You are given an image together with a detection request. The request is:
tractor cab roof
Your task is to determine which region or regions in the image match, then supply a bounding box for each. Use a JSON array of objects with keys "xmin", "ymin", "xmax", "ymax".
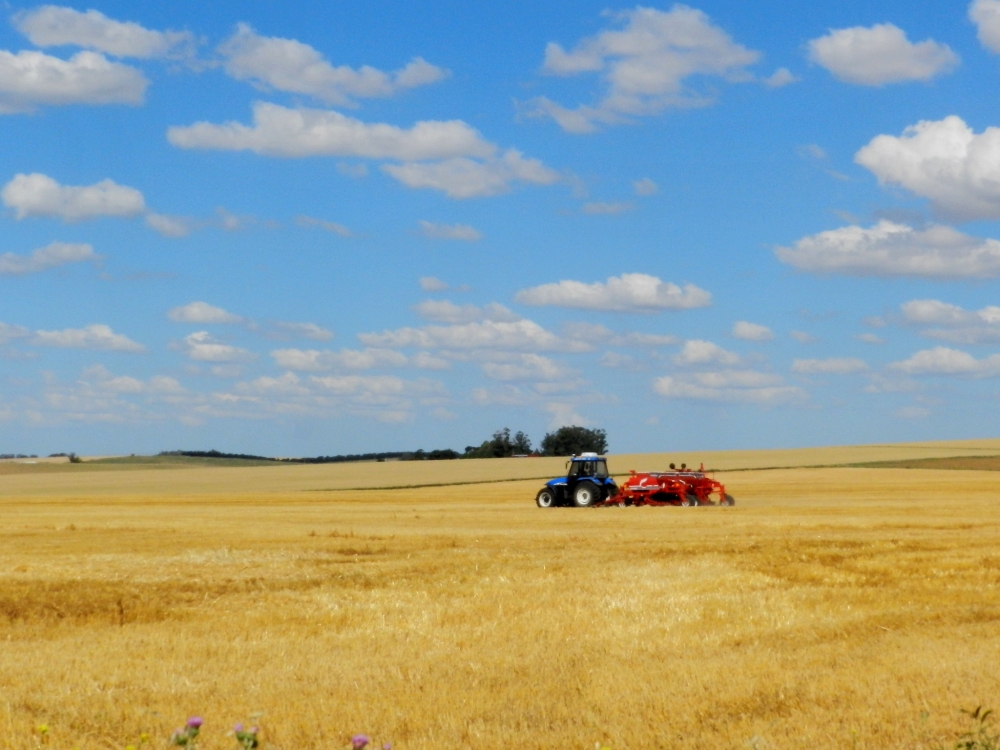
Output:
[{"xmin": 570, "ymin": 452, "xmax": 605, "ymax": 462}]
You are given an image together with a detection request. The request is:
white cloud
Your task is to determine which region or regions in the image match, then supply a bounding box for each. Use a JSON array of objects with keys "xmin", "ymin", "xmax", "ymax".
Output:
[
  {"xmin": 80, "ymin": 365, "xmax": 185, "ymax": 395},
  {"xmin": 889, "ymin": 346, "xmax": 1000, "ymax": 377},
  {"xmin": 855, "ymin": 116, "xmax": 1000, "ymax": 221},
  {"xmin": 32, "ymin": 324, "xmax": 145, "ymax": 352},
  {"xmin": 175, "ymin": 331, "xmax": 255, "ymax": 363},
  {"xmin": 807, "ymin": 24, "xmax": 958, "ymax": 86},
  {"xmin": 144, "ymin": 212, "xmax": 191, "ymax": 237},
  {"xmin": 732, "ymin": 321, "xmax": 773, "ymax": 341},
  {"xmin": 382, "ymin": 149, "xmax": 559, "ymax": 198},
  {"xmin": 295, "ymin": 215, "xmax": 353, "ymax": 237},
  {"xmin": 896, "ymin": 405, "xmax": 931, "ymax": 419},
  {"xmin": 775, "ymin": 221, "xmax": 1000, "ymax": 279},
  {"xmin": 673, "ymin": 340, "xmax": 740, "ymax": 366},
  {"xmin": 481, "ymin": 353, "xmax": 567, "ymax": 382},
  {"xmin": 600, "ymin": 351, "xmax": 644, "ymax": 370},
  {"xmin": 167, "ymin": 301, "xmax": 243, "ymax": 324},
  {"xmin": 791, "ymin": 357, "xmax": 868, "ymax": 374},
  {"xmin": 532, "ymin": 6, "xmax": 759, "ymax": 133},
  {"xmin": 790, "ymin": 330, "xmax": 819, "ymax": 344},
  {"xmin": 857, "ymin": 333, "xmax": 885, "ymax": 345},
  {"xmin": 268, "ymin": 321, "xmax": 334, "ymax": 342},
  {"xmin": 219, "ymin": 24, "xmax": 446, "ymax": 106},
  {"xmin": 0, "ymin": 242, "xmax": 97, "ymax": 275},
  {"xmin": 561, "ymin": 322, "xmax": 677, "ymax": 348},
  {"xmin": 418, "ymin": 220, "xmax": 482, "ymax": 241},
  {"xmin": 14, "ymin": 6, "xmax": 194, "ymax": 59},
  {"xmin": 2, "ymin": 173, "xmax": 145, "ymax": 221},
  {"xmin": 970, "ymin": 0, "xmax": 1000, "ymax": 53},
  {"xmin": 0, "ymin": 50, "xmax": 146, "ymax": 113},
  {"xmin": 168, "ymin": 101, "xmax": 494, "ymax": 161},
  {"xmin": 764, "ymin": 67, "xmax": 798, "ymax": 87},
  {"xmin": 271, "ymin": 347, "xmax": 408, "ymax": 371},
  {"xmin": 412, "ymin": 300, "xmax": 518, "ymax": 325},
  {"xmin": 654, "ymin": 370, "xmax": 804, "ymax": 404},
  {"xmin": 901, "ymin": 299, "xmax": 1000, "ymax": 344},
  {"xmin": 582, "ymin": 201, "xmax": 633, "ymax": 215},
  {"xmin": 0, "ymin": 322, "xmax": 30, "ymax": 344},
  {"xmin": 419, "ymin": 276, "xmax": 450, "ymax": 292},
  {"xmin": 633, "ymin": 178, "xmax": 658, "ymax": 196},
  {"xmin": 515, "ymin": 273, "xmax": 711, "ymax": 313},
  {"xmin": 359, "ymin": 318, "xmax": 588, "ymax": 352}
]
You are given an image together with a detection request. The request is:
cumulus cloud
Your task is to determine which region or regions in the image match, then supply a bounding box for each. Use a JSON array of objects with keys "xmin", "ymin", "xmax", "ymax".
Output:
[
  {"xmin": 633, "ymin": 178, "xmax": 658, "ymax": 196},
  {"xmin": 32, "ymin": 324, "xmax": 145, "ymax": 352},
  {"xmin": 775, "ymin": 221, "xmax": 1000, "ymax": 279},
  {"xmin": 970, "ymin": 0, "xmax": 1000, "ymax": 53},
  {"xmin": 268, "ymin": 321, "xmax": 334, "ymax": 342},
  {"xmin": 359, "ymin": 318, "xmax": 588, "ymax": 352},
  {"xmin": 295, "ymin": 215, "xmax": 353, "ymax": 237},
  {"xmin": 382, "ymin": 149, "xmax": 559, "ymax": 198},
  {"xmin": 0, "ymin": 322, "xmax": 30, "ymax": 344},
  {"xmin": 419, "ymin": 276, "xmax": 450, "ymax": 292},
  {"xmin": 14, "ymin": 6, "xmax": 194, "ymax": 59},
  {"xmin": 654, "ymin": 370, "xmax": 804, "ymax": 404},
  {"xmin": 807, "ymin": 24, "xmax": 958, "ymax": 85},
  {"xmin": 791, "ymin": 357, "xmax": 868, "ymax": 374},
  {"xmin": 582, "ymin": 201, "xmax": 633, "ymax": 215},
  {"xmin": 732, "ymin": 321, "xmax": 773, "ymax": 341},
  {"xmin": 855, "ymin": 116, "xmax": 1000, "ymax": 221},
  {"xmin": 790, "ymin": 330, "xmax": 819, "ymax": 344},
  {"xmin": 219, "ymin": 24, "xmax": 446, "ymax": 106},
  {"xmin": 515, "ymin": 273, "xmax": 711, "ymax": 313},
  {"xmin": 0, "ymin": 49, "xmax": 146, "ymax": 113},
  {"xmin": 145, "ymin": 212, "xmax": 191, "ymax": 237},
  {"xmin": 413, "ymin": 300, "xmax": 518, "ymax": 325},
  {"xmin": 2, "ymin": 173, "xmax": 145, "ymax": 221},
  {"xmin": 901, "ymin": 299, "xmax": 1000, "ymax": 344},
  {"xmin": 0, "ymin": 242, "xmax": 98, "ymax": 275},
  {"xmin": 167, "ymin": 301, "xmax": 243, "ymax": 324},
  {"xmin": 531, "ymin": 5, "xmax": 759, "ymax": 133},
  {"xmin": 271, "ymin": 347, "xmax": 409, "ymax": 371},
  {"xmin": 673, "ymin": 340, "xmax": 740, "ymax": 366},
  {"xmin": 418, "ymin": 220, "xmax": 482, "ymax": 241},
  {"xmin": 481, "ymin": 353, "xmax": 567, "ymax": 382},
  {"xmin": 764, "ymin": 67, "xmax": 798, "ymax": 87},
  {"xmin": 168, "ymin": 101, "xmax": 493, "ymax": 161},
  {"xmin": 175, "ymin": 331, "xmax": 255, "ymax": 362},
  {"xmin": 857, "ymin": 333, "xmax": 885, "ymax": 345},
  {"xmin": 889, "ymin": 346, "xmax": 1000, "ymax": 377}
]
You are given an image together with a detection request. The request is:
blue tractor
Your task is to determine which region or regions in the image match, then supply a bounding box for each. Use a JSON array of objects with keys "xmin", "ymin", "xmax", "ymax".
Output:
[{"xmin": 535, "ymin": 453, "xmax": 619, "ymax": 508}]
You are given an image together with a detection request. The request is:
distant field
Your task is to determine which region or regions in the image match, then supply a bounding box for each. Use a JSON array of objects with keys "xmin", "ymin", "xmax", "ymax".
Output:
[{"xmin": 2, "ymin": 439, "xmax": 1000, "ymax": 749}]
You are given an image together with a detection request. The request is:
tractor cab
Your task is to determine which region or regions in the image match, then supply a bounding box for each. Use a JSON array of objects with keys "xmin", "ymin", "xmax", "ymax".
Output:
[{"xmin": 536, "ymin": 453, "xmax": 618, "ymax": 508}]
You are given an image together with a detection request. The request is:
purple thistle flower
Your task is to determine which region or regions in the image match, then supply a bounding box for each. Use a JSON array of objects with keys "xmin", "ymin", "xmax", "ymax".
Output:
[
  {"xmin": 250, "ymin": 727, "xmax": 259, "ymax": 735},
  {"xmin": 383, "ymin": 743, "xmax": 392, "ymax": 750},
  {"xmin": 186, "ymin": 717, "xmax": 203, "ymax": 729},
  {"xmin": 234, "ymin": 723, "xmax": 244, "ymax": 733},
  {"xmin": 351, "ymin": 734, "xmax": 370, "ymax": 749}
]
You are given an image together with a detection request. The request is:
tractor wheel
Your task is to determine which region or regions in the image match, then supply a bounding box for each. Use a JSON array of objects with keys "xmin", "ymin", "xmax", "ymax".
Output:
[
  {"xmin": 536, "ymin": 488, "xmax": 556, "ymax": 508},
  {"xmin": 682, "ymin": 493, "xmax": 699, "ymax": 507},
  {"xmin": 720, "ymin": 494, "xmax": 736, "ymax": 506},
  {"xmin": 573, "ymin": 482, "xmax": 601, "ymax": 507}
]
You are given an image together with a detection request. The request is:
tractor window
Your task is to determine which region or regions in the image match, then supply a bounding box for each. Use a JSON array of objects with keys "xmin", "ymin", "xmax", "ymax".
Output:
[
  {"xmin": 567, "ymin": 462, "xmax": 581, "ymax": 478},
  {"xmin": 594, "ymin": 460, "xmax": 609, "ymax": 479}
]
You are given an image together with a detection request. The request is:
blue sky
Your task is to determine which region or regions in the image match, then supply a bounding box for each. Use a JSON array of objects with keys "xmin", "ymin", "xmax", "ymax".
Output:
[{"xmin": 4, "ymin": 0, "xmax": 1000, "ymax": 456}]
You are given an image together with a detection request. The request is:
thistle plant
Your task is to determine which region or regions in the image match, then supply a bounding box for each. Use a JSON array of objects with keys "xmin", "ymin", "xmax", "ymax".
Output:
[
  {"xmin": 233, "ymin": 722, "xmax": 259, "ymax": 750},
  {"xmin": 170, "ymin": 717, "xmax": 203, "ymax": 749},
  {"xmin": 950, "ymin": 707, "xmax": 999, "ymax": 750}
]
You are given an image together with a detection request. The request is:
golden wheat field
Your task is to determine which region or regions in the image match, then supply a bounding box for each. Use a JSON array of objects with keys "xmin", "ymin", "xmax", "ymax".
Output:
[{"xmin": 3, "ymin": 441, "xmax": 1000, "ymax": 750}]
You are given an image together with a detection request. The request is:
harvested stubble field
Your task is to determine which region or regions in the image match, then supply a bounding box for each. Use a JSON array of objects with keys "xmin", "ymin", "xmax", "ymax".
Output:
[{"xmin": 3, "ymin": 440, "xmax": 1000, "ymax": 750}]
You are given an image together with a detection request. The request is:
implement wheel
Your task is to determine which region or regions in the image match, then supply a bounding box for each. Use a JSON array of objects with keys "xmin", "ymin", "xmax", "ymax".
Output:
[
  {"xmin": 720, "ymin": 494, "xmax": 736, "ymax": 506},
  {"xmin": 536, "ymin": 488, "xmax": 556, "ymax": 508},
  {"xmin": 573, "ymin": 482, "xmax": 601, "ymax": 507},
  {"xmin": 682, "ymin": 493, "xmax": 699, "ymax": 507}
]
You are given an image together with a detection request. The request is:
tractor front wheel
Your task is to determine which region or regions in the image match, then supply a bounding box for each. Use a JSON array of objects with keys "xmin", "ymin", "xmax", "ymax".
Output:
[
  {"xmin": 573, "ymin": 482, "xmax": 601, "ymax": 507},
  {"xmin": 536, "ymin": 488, "xmax": 556, "ymax": 508}
]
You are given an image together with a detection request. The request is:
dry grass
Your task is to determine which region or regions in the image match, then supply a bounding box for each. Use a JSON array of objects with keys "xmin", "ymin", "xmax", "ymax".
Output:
[{"xmin": 3, "ymin": 444, "xmax": 1000, "ymax": 749}]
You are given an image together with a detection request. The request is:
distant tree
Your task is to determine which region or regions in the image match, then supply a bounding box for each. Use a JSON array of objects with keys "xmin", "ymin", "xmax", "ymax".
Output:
[
  {"xmin": 540, "ymin": 426, "xmax": 608, "ymax": 456},
  {"xmin": 463, "ymin": 428, "xmax": 533, "ymax": 458}
]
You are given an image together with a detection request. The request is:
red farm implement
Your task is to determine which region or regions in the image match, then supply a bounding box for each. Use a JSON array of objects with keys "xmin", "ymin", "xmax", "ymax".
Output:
[{"xmin": 611, "ymin": 465, "xmax": 734, "ymax": 507}]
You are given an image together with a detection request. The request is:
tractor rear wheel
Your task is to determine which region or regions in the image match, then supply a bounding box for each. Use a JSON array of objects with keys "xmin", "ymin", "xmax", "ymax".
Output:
[
  {"xmin": 536, "ymin": 488, "xmax": 556, "ymax": 508},
  {"xmin": 573, "ymin": 482, "xmax": 601, "ymax": 507},
  {"xmin": 682, "ymin": 493, "xmax": 699, "ymax": 506},
  {"xmin": 720, "ymin": 494, "xmax": 736, "ymax": 506}
]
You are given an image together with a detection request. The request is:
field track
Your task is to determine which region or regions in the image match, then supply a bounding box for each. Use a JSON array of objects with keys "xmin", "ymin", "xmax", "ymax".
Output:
[{"xmin": 3, "ymin": 440, "xmax": 1000, "ymax": 749}]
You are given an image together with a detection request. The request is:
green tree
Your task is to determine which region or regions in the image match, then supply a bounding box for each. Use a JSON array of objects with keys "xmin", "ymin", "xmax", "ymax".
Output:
[
  {"xmin": 463, "ymin": 428, "xmax": 533, "ymax": 458},
  {"xmin": 540, "ymin": 426, "xmax": 608, "ymax": 456}
]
